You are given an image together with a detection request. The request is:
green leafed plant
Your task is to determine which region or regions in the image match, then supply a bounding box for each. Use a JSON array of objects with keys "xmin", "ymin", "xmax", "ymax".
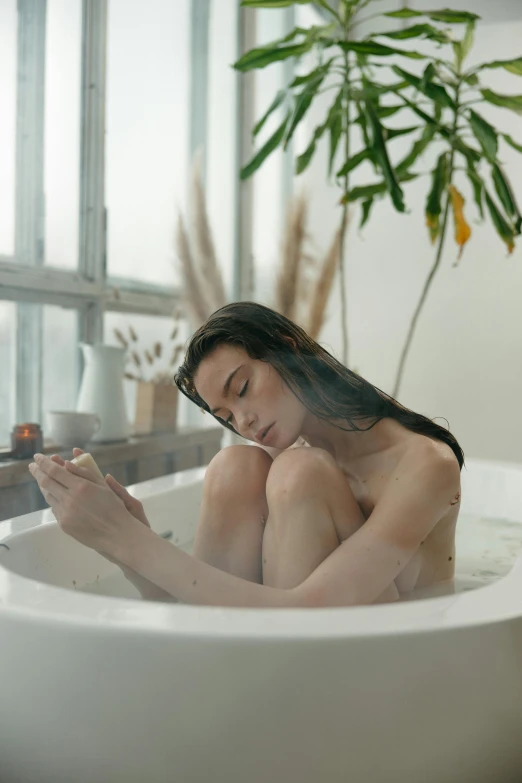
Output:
[
  {"xmin": 380, "ymin": 10, "xmax": 522, "ymax": 396},
  {"xmin": 234, "ymin": 0, "xmax": 522, "ymax": 399},
  {"xmin": 234, "ymin": 0, "xmax": 429, "ymax": 366}
]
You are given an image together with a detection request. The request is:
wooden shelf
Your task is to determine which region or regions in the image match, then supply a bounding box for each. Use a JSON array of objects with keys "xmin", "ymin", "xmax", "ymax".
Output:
[{"xmin": 0, "ymin": 426, "xmax": 223, "ymax": 522}]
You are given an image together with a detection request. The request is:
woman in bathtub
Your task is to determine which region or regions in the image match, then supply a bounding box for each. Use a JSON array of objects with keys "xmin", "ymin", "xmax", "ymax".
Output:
[{"xmin": 29, "ymin": 302, "xmax": 464, "ymax": 606}]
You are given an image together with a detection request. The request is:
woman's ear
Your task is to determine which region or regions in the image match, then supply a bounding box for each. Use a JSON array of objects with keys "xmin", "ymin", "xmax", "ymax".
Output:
[{"xmin": 283, "ymin": 335, "xmax": 297, "ymax": 349}]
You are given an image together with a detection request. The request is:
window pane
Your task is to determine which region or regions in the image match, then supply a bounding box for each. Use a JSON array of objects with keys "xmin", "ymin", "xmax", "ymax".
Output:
[
  {"xmin": 43, "ymin": 0, "xmax": 82, "ymax": 269},
  {"xmin": 104, "ymin": 311, "xmax": 189, "ymax": 430},
  {"xmin": 0, "ymin": 302, "xmax": 16, "ymax": 446},
  {"xmin": 252, "ymin": 8, "xmax": 289, "ymax": 305},
  {"xmin": 42, "ymin": 305, "xmax": 80, "ymax": 430},
  {"xmin": 106, "ymin": 0, "xmax": 190, "ymax": 286},
  {"xmin": 207, "ymin": 0, "xmax": 238, "ymax": 299},
  {"xmin": 0, "ymin": 0, "xmax": 17, "ymax": 257}
]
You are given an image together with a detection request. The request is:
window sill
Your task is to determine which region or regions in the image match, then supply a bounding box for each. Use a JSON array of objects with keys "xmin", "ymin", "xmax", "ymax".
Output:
[{"xmin": 0, "ymin": 426, "xmax": 223, "ymax": 521}]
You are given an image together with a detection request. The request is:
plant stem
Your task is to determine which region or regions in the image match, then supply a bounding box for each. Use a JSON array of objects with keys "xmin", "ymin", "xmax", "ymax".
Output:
[
  {"xmin": 392, "ymin": 83, "xmax": 461, "ymax": 399},
  {"xmin": 339, "ymin": 18, "xmax": 351, "ymax": 366},
  {"xmin": 391, "ymin": 191, "xmax": 451, "ymax": 399}
]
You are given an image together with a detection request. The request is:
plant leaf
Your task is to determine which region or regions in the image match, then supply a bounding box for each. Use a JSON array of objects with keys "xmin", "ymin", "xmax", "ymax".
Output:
[
  {"xmin": 241, "ymin": 0, "xmax": 312, "ymax": 7},
  {"xmin": 377, "ymin": 23, "xmax": 451, "ymax": 44},
  {"xmin": 342, "ymin": 172, "xmax": 417, "ymax": 203},
  {"xmin": 484, "ymin": 189, "xmax": 516, "ymax": 254},
  {"xmin": 364, "ymin": 102, "xmax": 405, "ymax": 212},
  {"xmin": 284, "ymin": 73, "xmax": 326, "ymax": 148},
  {"xmin": 240, "ymin": 114, "xmax": 289, "ymax": 179},
  {"xmin": 295, "ymin": 138, "xmax": 317, "ymax": 175},
  {"xmin": 452, "ymin": 137, "xmax": 482, "ymax": 165},
  {"xmin": 336, "ymin": 41, "xmax": 425, "ymax": 59},
  {"xmin": 327, "ymin": 89, "xmax": 343, "ymax": 177},
  {"xmin": 253, "ymin": 90, "xmax": 286, "ymax": 137},
  {"xmin": 461, "ymin": 21, "xmax": 475, "ymax": 62},
  {"xmin": 502, "ymin": 133, "xmax": 522, "ymax": 154},
  {"xmin": 480, "ymin": 57, "xmax": 522, "ymax": 76},
  {"xmin": 395, "ymin": 124, "xmax": 437, "ymax": 174},
  {"xmin": 425, "ymin": 152, "xmax": 449, "ymax": 244},
  {"xmin": 465, "ymin": 165, "xmax": 485, "ymax": 220},
  {"xmin": 385, "ymin": 9, "xmax": 422, "ymax": 18},
  {"xmin": 290, "ymin": 59, "xmax": 333, "ymax": 87},
  {"xmin": 295, "ymin": 121, "xmax": 328, "ymax": 175},
  {"xmin": 336, "ymin": 149, "xmax": 371, "ymax": 177},
  {"xmin": 463, "ymin": 72, "xmax": 479, "ymax": 86},
  {"xmin": 468, "ymin": 109, "xmax": 498, "ymax": 161},
  {"xmin": 491, "ymin": 163, "xmax": 522, "ymax": 234},
  {"xmin": 448, "ymin": 185, "xmax": 471, "ymax": 259},
  {"xmin": 426, "ymin": 10, "xmax": 480, "ymax": 24},
  {"xmin": 234, "ymin": 41, "xmax": 313, "ymax": 72},
  {"xmin": 360, "ymin": 199, "xmax": 373, "ymax": 229},
  {"xmin": 382, "ymin": 125, "xmax": 419, "ymax": 141},
  {"xmin": 392, "ymin": 65, "xmax": 456, "ymax": 109},
  {"xmin": 480, "ymin": 89, "xmax": 522, "ymax": 115}
]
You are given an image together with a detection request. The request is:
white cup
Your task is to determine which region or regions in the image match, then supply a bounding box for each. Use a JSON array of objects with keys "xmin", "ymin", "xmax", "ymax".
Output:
[{"xmin": 46, "ymin": 411, "xmax": 101, "ymax": 447}]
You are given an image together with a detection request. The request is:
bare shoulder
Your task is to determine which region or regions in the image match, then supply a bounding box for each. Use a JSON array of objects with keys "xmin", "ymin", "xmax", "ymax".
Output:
[{"xmin": 397, "ymin": 437, "xmax": 461, "ymax": 493}]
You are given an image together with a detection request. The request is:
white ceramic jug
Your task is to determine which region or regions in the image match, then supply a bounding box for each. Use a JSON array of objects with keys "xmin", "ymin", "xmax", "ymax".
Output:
[{"xmin": 76, "ymin": 344, "xmax": 131, "ymax": 442}]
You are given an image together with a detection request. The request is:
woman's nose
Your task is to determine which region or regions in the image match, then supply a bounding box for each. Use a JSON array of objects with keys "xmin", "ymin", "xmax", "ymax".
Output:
[{"xmin": 237, "ymin": 411, "xmax": 256, "ymax": 434}]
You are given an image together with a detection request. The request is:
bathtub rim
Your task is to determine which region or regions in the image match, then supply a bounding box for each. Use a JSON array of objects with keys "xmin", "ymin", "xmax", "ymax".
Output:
[{"xmin": 1, "ymin": 458, "xmax": 522, "ymax": 640}]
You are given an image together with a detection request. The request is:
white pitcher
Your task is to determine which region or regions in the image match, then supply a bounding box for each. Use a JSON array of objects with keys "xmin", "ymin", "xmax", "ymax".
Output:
[{"xmin": 76, "ymin": 344, "xmax": 131, "ymax": 442}]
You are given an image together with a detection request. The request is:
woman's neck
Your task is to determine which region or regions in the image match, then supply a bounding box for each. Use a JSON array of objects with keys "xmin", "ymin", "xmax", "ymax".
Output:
[{"xmin": 300, "ymin": 415, "xmax": 399, "ymax": 468}]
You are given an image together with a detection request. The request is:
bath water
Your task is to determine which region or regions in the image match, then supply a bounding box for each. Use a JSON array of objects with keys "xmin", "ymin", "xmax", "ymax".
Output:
[{"xmin": 79, "ymin": 512, "xmax": 522, "ymax": 602}]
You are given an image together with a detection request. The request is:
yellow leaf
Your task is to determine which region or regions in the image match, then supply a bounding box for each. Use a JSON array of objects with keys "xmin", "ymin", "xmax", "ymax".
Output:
[
  {"xmin": 448, "ymin": 184, "xmax": 471, "ymax": 258},
  {"xmin": 425, "ymin": 213, "xmax": 439, "ymax": 244}
]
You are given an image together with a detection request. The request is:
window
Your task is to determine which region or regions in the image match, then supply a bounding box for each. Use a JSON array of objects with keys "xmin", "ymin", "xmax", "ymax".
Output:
[
  {"xmin": 105, "ymin": 0, "xmax": 190, "ymax": 287},
  {"xmin": 42, "ymin": 305, "xmax": 80, "ymax": 424},
  {"xmin": 44, "ymin": 0, "xmax": 82, "ymax": 269},
  {"xmin": 0, "ymin": 0, "xmax": 17, "ymax": 258},
  {"xmin": 0, "ymin": 302, "xmax": 16, "ymax": 445},
  {"xmin": 0, "ymin": 1, "xmax": 196, "ymax": 446}
]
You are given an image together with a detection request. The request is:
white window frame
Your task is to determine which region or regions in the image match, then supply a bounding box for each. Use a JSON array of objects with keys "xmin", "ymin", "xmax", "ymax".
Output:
[{"xmin": 0, "ymin": 0, "xmax": 294, "ymax": 435}]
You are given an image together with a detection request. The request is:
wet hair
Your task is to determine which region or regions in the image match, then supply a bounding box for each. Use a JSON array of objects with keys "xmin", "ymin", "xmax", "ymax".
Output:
[{"xmin": 174, "ymin": 301, "xmax": 465, "ymax": 470}]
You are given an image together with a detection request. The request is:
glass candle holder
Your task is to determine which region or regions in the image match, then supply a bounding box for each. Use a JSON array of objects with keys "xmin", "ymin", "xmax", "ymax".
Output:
[{"xmin": 11, "ymin": 423, "xmax": 44, "ymax": 460}]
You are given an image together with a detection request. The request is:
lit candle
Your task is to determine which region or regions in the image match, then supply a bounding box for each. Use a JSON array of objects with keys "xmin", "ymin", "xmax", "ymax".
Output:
[{"xmin": 11, "ymin": 423, "xmax": 44, "ymax": 460}]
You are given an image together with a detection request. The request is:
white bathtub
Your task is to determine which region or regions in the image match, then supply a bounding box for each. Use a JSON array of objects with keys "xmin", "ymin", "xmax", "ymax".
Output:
[{"xmin": 1, "ymin": 457, "xmax": 522, "ymax": 783}]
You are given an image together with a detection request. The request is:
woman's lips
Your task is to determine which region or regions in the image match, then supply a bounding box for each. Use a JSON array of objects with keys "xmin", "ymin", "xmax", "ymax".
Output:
[{"xmin": 261, "ymin": 423, "xmax": 275, "ymax": 445}]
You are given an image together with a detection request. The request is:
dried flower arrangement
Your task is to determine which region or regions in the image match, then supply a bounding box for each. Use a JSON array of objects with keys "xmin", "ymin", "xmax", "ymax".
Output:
[
  {"xmin": 176, "ymin": 155, "xmax": 340, "ymax": 342},
  {"xmin": 113, "ymin": 310, "xmax": 184, "ymax": 386}
]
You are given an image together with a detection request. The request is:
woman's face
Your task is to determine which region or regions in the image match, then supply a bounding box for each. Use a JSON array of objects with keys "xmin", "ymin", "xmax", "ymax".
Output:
[{"xmin": 193, "ymin": 344, "xmax": 306, "ymax": 448}]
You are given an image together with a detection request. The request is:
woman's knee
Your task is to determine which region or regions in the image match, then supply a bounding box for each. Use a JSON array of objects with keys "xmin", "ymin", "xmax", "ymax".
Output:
[
  {"xmin": 204, "ymin": 445, "xmax": 273, "ymax": 502},
  {"xmin": 266, "ymin": 446, "xmax": 340, "ymax": 504}
]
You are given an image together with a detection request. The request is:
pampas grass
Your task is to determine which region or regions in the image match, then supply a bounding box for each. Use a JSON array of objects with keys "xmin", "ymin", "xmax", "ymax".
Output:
[
  {"xmin": 174, "ymin": 156, "xmax": 342, "ymax": 344},
  {"xmin": 174, "ymin": 154, "xmax": 228, "ymax": 330},
  {"xmin": 306, "ymin": 224, "xmax": 342, "ymax": 340},
  {"xmin": 275, "ymin": 192, "xmax": 307, "ymax": 322},
  {"xmin": 275, "ymin": 190, "xmax": 341, "ymax": 342},
  {"xmin": 192, "ymin": 152, "xmax": 228, "ymax": 312},
  {"xmin": 176, "ymin": 212, "xmax": 212, "ymax": 327}
]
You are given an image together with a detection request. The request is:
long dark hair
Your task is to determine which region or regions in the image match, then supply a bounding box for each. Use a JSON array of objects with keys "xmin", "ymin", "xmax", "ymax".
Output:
[{"xmin": 174, "ymin": 302, "xmax": 465, "ymax": 470}]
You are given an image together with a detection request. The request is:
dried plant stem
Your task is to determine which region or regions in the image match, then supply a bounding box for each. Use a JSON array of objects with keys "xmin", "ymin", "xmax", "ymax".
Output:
[
  {"xmin": 176, "ymin": 212, "xmax": 211, "ymax": 326},
  {"xmin": 276, "ymin": 193, "xmax": 307, "ymax": 321},
  {"xmin": 192, "ymin": 153, "xmax": 227, "ymax": 312},
  {"xmin": 307, "ymin": 226, "xmax": 342, "ymax": 340}
]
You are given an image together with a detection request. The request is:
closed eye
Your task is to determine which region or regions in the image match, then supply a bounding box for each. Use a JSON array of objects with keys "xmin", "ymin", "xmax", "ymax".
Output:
[{"xmin": 226, "ymin": 380, "xmax": 249, "ymax": 425}]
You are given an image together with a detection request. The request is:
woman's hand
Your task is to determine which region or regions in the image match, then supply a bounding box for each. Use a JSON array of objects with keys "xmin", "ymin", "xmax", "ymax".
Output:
[
  {"xmin": 29, "ymin": 453, "xmax": 138, "ymax": 560},
  {"xmin": 66, "ymin": 449, "xmax": 151, "ymax": 528},
  {"xmin": 43, "ymin": 450, "xmax": 177, "ymax": 601}
]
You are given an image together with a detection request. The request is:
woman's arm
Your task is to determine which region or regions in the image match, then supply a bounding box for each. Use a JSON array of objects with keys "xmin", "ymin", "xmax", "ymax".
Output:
[{"xmin": 118, "ymin": 451, "xmax": 459, "ymax": 608}]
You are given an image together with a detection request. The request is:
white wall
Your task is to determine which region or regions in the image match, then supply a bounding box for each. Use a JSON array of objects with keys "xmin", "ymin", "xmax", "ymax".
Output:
[{"xmin": 293, "ymin": 0, "xmax": 522, "ymax": 463}]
